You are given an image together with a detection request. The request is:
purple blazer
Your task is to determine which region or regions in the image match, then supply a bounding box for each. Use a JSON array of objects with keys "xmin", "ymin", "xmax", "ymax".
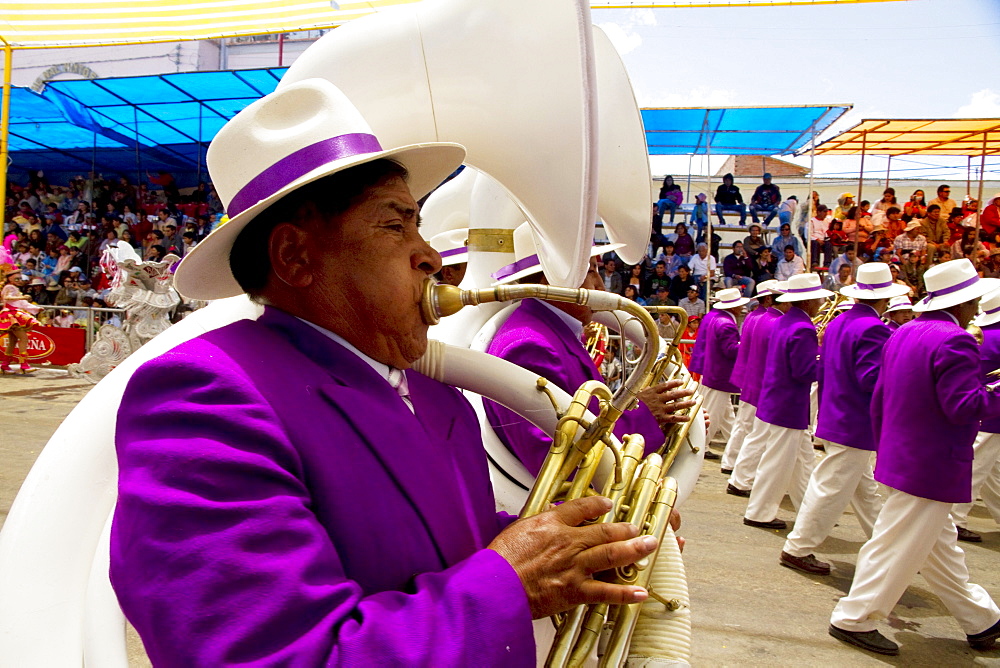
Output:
[
  {"xmin": 755, "ymin": 307, "xmax": 818, "ymax": 430},
  {"xmin": 873, "ymin": 311, "xmax": 1000, "ymax": 503},
  {"xmin": 730, "ymin": 306, "xmax": 766, "ymax": 392},
  {"xmin": 886, "ymin": 320, "xmax": 900, "ymax": 331},
  {"xmin": 111, "ymin": 307, "xmax": 534, "ymax": 667},
  {"xmin": 484, "ymin": 299, "xmax": 664, "ymax": 476},
  {"xmin": 739, "ymin": 307, "xmax": 783, "ymax": 407},
  {"xmin": 815, "ymin": 304, "xmax": 890, "ymax": 451},
  {"xmin": 981, "ymin": 322, "xmax": 1000, "ymax": 433},
  {"xmin": 697, "ymin": 309, "xmax": 740, "ymax": 393}
]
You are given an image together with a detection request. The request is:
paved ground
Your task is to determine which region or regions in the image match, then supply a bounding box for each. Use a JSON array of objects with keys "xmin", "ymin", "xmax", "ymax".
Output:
[{"xmin": 3, "ymin": 370, "xmax": 1000, "ymax": 666}]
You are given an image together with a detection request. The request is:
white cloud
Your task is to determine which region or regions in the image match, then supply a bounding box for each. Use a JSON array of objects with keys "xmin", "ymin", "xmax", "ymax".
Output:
[
  {"xmin": 597, "ymin": 22, "xmax": 642, "ymax": 56},
  {"xmin": 954, "ymin": 89, "xmax": 1000, "ymax": 118},
  {"xmin": 628, "ymin": 8, "xmax": 658, "ymax": 27}
]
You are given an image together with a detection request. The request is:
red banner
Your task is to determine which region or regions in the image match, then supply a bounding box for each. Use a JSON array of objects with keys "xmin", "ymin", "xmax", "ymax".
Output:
[{"xmin": 0, "ymin": 326, "xmax": 87, "ymax": 365}]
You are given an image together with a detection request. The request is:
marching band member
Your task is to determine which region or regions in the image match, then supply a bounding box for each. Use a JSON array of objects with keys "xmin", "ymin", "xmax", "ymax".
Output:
[
  {"xmin": 883, "ymin": 295, "xmax": 913, "ymax": 330},
  {"xmin": 779, "ymin": 264, "xmax": 908, "ymax": 575},
  {"xmin": 109, "ymin": 81, "xmax": 662, "ymax": 666},
  {"xmin": 950, "ymin": 286, "xmax": 1000, "ymax": 542},
  {"xmin": 428, "ymin": 227, "xmax": 469, "ymax": 286},
  {"xmin": 726, "ymin": 282, "xmax": 791, "ymax": 497},
  {"xmin": 721, "ymin": 280, "xmax": 782, "ymax": 475},
  {"xmin": 692, "ymin": 288, "xmax": 749, "ymax": 456},
  {"xmin": 830, "ymin": 259, "xmax": 1000, "ymax": 656},
  {"xmin": 484, "ymin": 222, "xmax": 696, "ymax": 476},
  {"xmin": 741, "ymin": 274, "xmax": 831, "ymax": 529}
]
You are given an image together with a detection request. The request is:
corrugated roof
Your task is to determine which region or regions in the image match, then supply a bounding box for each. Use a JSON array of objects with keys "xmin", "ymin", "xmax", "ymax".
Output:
[{"xmin": 807, "ymin": 118, "xmax": 1000, "ymax": 156}]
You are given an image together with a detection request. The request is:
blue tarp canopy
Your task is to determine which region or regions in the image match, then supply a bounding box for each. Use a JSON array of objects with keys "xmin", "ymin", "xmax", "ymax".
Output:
[
  {"xmin": 641, "ymin": 104, "xmax": 851, "ymax": 156},
  {"xmin": 7, "ymin": 68, "xmax": 287, "ymax": 183}
]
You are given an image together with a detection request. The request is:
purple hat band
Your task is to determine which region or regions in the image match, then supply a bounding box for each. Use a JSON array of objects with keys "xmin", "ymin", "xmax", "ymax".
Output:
[
  {"xmin": 439, "ymin": 247, "xmax": 467, "ymax": 259},
  {"xmin": 856, "ymin": 279, "xmax": 893, "ymax": 291},
  {"xmin": 492, "ymin": 254, "xmax": 540, "ymax": 282},
  {"xmin": 920, "ymin": 275, "xmax": 980, "ymax": 305},
  {"xmin": 227, "ymin": 133, "xmax": 383, "ymax": 219},
  {"xmin": 717, "ymin": 296, "xmax": 744, "ymax": 304},
  {"xmin": 983, "ymin": 304, "xmax": 1000, "ymax": 315},
  {"xmin": 784, "ymin": 285, "xmax": 822, "ymax": 294}
]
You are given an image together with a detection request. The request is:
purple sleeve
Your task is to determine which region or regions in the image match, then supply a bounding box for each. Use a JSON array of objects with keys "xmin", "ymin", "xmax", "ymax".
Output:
[
  {"xmin": 787, "ymin": 326, "xmax": 819, "ymax": 383},
  {"xmin": 718, "ymin": 320, "xmax": 740, "ymax": 361},
  {"xmin": 933, "ymin": 332, "xmax": 1000, "ymax": 425},
  {"xmin": 112, "ymin": 355, "xmax": 533, "ymax": 667},
  {"xmin": 854, "ymin": 323, "xmax": 890, "ymax": 394}
]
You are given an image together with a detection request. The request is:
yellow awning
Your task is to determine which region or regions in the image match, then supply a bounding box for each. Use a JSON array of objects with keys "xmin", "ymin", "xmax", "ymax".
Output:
[{"xmin": 810, "ymin": 118, "xmax": 1000, "ymax": 157}]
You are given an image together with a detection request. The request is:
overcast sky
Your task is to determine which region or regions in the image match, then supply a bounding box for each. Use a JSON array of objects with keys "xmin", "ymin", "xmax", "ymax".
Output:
[{"xmin": 594, "ymin": 0, "xmax": 1000, "ymax": 180}]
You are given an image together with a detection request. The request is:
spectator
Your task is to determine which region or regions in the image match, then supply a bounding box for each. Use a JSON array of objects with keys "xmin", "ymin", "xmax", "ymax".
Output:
[
  {"xmin": 771, "ymin": 222, "xmax": 803, "ymax": 258},
  {"xmin": 689, "ymin": 242, "xmax": 717, "ymax": 301},
  {"xmin": 119, "ymin": 229, "xmax": 140, "ymax": 250},
  {"xmin": 599, "ymin": 340, "xmax": 623, "ymax": 393},
  {"xmin": 624, "ymin": 284, "xmax": 646, "ymax": 305},
  {"xmin": 647, "ymin": 259, "xmax": 674, "ymax": 294},
  {"xmin": 647, "ymin": 284, "xmax": 675, "ymax": 307},
  {"xmin": 669, "ymin": 265, "xmax": 695, "ymax": 303},
  {"xmin": 600, "ymin": 258, "xmax": 623, "ymax": 295},
  {"xmin": 679, "ymin": 284, "xmax": 706, "ymax": 318},
  {"xmin": 691, "ymin": 193, "xmax": 709, "ymax": 239},
  {"xmin": 979, "ymin": 195, "xmax": 1000, "ymax": 245},
  {"xmin": 743, "ymin": 224, "xmax": 768, "ymax": 258},
  {"xmin": 146, "ymin": 244, "xmax": 168, "ymax": 262},
  {"xmin": 833, "ymin": 192, "xmax": 854, "ymax": 221},
  {"xmin": 39, "ymin": 248, "xmax": 58, "ymax": 277},
  {"xmin": 98, "ymin": 229, "xmax": 119, "ymax": 253},
  {"xmin": 873, "ymin": 188, "xmax": 897, "ymax": 213},
  {"xmin": 952, "ymin": 224, "xmax": 988, "ymax": 264},
  {"xmin": 778, "ymin": 195, "xmax": 798, "ymax": 227},
  {"xmin": 900, "ymin": 251, "xmax": 926, "ymax": 296},
  {"xmin": 656, "ymin": 310, "xmax": 680, "ymax": 342},
  {"xmin": 919, "ymin": 204, "xmax": 949, "ymax": 260},
  {"xmin": 714, "ymin": 173, "xmax": 746, "ymax": 225},
  {"xmin": 723, "ymin": 241, "xmax": 756, "ymax": 297},
  {"xmin": 863, "ymin": 224, "xmax": 893, "ymax": 262},
  {"xmin": 625, "ymin": 263, "xmax": 644, "ymax": 295},
  {"xmin": 52, "ymin": 308, "xmax": 76, "ymax": 328},
  {"xmin": 903, "ymin": 189, "xmax": 927, "ymax": 222},
  {"xmin": 810, "ymin": 204, "xmax": 832, "ymax": 268},
  {"xmin": 928, "ymin": 184, "xmax": 957, "ymax": 220},
  {"xmin": 893, "ymin": 221, "xmax": 928, "ymax": 259},
  {"xmin": 749, "ymin": 173, "xmax": 781, "ymax": 227},
  {"xmin": 667, "ymin": 222, "xmax": 696, "ymax": 260},
  {"xmin": 888, "ymin": 263, "xmax": 914, "ymax": 298},
  {"xmin": 982, "ymin": 248, "xmax": 1000, "ymax": 279},
  {"xmin": 829, "ymin": 247, "xmax": 863, "ymax": 278},
  {"xmin": 884, "ymin": 206, "xmax": 906, "ymax": 240},
  {"xmin": 826, "ymin": 219, "xmax": 848, "ymax": 258},
  {"xmin": 656, "ymin": 243, "xmax": 683, "ymax": 279},
  {"xmin": 775, "ymin": 245, "xmax": 806, "ymax": 281},
  {"xmin": 656, "ymin": 175, "xmax": 684, "ymax": 225},
  {"xmin": 824, "ymin": 263, "xmax": 855, "ymax": 292},
  {"xmin": 752, "ymin": 247, "xmax": 778, "ymax": 283}
]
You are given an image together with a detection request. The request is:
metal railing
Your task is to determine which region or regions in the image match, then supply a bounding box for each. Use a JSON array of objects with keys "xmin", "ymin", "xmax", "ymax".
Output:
[{"xmin": 35, "ymin": 306, "xmax": 127, "ymax": 351}]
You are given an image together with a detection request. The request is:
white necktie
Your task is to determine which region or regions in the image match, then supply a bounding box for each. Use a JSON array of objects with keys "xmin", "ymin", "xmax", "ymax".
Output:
[{"xmin": 387, "ymin": 367, "xmax": 415, "ymax": 414}]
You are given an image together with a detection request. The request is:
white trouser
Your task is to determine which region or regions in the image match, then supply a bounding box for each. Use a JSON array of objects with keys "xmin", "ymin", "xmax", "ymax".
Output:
[
  {"xmin": 744, "ymin": 422, "xmax": 816, "ymax": 522},
  {"xmin": 952, "ymin": 431, "xmax": 1000, "ymax": 528},
  {"xmin": 702, "ymin": 386, "xmax": 735, "ymax": 445},
  {"xmin": 783, "ymin": 441, "xmax": 882, "ymax": 557},
  {"xmin": 729, "ymin": 416, "xmax": 768, "ymax": 492},
  {"xmin": 831, "ymin": 487, "xmax": 1000, "ymax": 635},
  {"xmin": 722, "ymin": 401, "xmax": 756, "ymax": 471}
]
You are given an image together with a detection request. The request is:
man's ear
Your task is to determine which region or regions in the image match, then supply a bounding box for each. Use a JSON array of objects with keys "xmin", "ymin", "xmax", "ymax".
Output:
[{"xmin": 269, "ymin": 221, "xmax": 314, "ymax": 289}]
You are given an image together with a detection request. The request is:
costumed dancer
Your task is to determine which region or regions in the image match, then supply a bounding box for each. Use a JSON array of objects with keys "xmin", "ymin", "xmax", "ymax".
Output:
[
  {"xmin": 726, "ymin": 282, "xmax": 791, "ymax": 497},
  {"xmin": 484, "ymin": 222, "xmax": 696, "ymax": 476},
  {"xmin": 742, "ymin": 273, "xmax": 831, "ymax": 529},
  {"xmin": 1, "ymin": 264, "xmax": 42, "ymax": 374},
  {"xmin": 950, "ymin": 286, "xmax": 1000, "ymax": 543},
  {"xmin": 721, "ymin": 280, "xmax": 782, "ymax": 475},
  {"xmin": 779, "ymin": 264, "xmax": 909, "ymax": 574},
  {"xmin": 883, "ymin": 295, "xmax": 913, "ymax": 330},
  {"xmin": 691, "ymin": 287, "xmax": 749, "ymax": 459},
  {"xmin": 830, "ymin": 259, "xmax": 1000, "ymax": 656}
]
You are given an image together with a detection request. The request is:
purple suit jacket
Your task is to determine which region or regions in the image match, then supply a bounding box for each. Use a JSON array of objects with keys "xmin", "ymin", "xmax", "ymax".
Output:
[
  {"xmin": 730, "ymin": 306, "xmax": 766, "ymax": 392},
  {"xmin": 981, "ymin": 322, "xmax": 1000, "ymax": 433},
  {"xmin": 873, "ymin": 311, "xmax": 1000, "ymax": 503},
  {"xmin": 697, "ymin": 309, "xmax": 740, "ymax": 393},
  {"xmin": 815, "ymin": 304, "xmax": 890, "ymax": 451},
  {"xmin": 886, "ymin": 320, "xmax": 900, "ymax": 331},
  {"xmin": 739, "ymin": 307, "xmax": 783, "ymax": 408},
  {"xmin": 756, "ymin": 307, "xmax": 818, "ymax": 430},
  {"xmin": 484, "ymin": 299, "xmax": 664, "ymax": 476},
  {"xmin": 111, "ymin": 307, "xmax": 534, "ymax": 667}
]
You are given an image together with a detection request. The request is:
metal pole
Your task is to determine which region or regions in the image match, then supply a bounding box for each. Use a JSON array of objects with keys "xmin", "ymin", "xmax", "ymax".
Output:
[
  {"xmin": 278, "ymin": 33, "xmax": 285, "ymax": 67},
  {"xmin": 806, "ymin": 120, "xmax": 816, "ymax": 271},
  {"xmin": 0, "ymin": 39, "xmax": 12, "ymax": 228},
  {"xmin": 885, "ymin": 155, "xmax": 891, "ymax": 190},
  {"xmin": 968, "ymin": 155, "xmax": 972, "ymax": 197},
  {"xmin": 134, "ymin": 105, "xmax": 141, "ymax": 203},
  {"xmin": 704, "ymin": 118, "xmax": 713, "ymax": 311},
  {"xmin": 197, "ymin": 104, "xmax": 203, "ymax": 184},
  {"xmin": 974, "ymin": 133, "xmax": 988, "ymax": 261},
  {"xmin": 853, "ymin": 130, "xmax": 866, "ymax": 262}
]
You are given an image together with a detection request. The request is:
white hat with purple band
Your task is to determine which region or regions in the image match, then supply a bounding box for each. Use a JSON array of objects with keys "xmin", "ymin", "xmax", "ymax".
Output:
[
  {"xmin": 912, "ymin": 259, "xmax": 1000, "ymax": 313},
  {"xmin": 776, "ymin": 273, "xmax": 834, "ymax": 302},
  {"xmin": 755, "ymin": 279, "xmax": 783, "ymax": 297},
  {"xmin": 174, "ymin": 78, "xmax": 466, "ymax": 301},
  {"xmin": 884, "ymin": 295, "xmax": 913, "ymax": 315},
  {"xmin": 429, "ymin": 228, "xmax": 469, "ymax": 267},
  {"xmin": 491, "ymin": 221, "xmax": 624, "ymax": 285},
  {"xmin": 840, "ymin": 263, "xmax": 910, "ymax": 300},
  {"xmin": 711, "ymin": 287, "xmax": 750, "ymax": 310},
  {"xmin": 974, "ymin": 286, "xmax": 1000, "ymax": 327}
]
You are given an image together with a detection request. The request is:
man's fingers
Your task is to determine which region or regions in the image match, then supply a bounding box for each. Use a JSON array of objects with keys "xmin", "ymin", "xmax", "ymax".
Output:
[
  {"xmin": 550, "ymin": 496, "xmax": 613, "ymax": 527},
  {"xmin": 578, "ymin": 535, "xmax": 658, "ymax": 575},
  {"xmin": 669, "ymin": 509, "xmax": 681, "ymax": 531},
  {"xmin": 574, "ymin": 521, "xmax": 639, "ymax": 549},
  {"xmin": 576, "ymin": 580, "xmax": 649, "ymax": 606}
]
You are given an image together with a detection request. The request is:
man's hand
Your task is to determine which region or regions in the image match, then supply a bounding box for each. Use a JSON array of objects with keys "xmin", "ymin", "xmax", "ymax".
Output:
[
  {"xmin": 637, "ymin": 379, "xmax": 696, "ymax": 427},
  {"xmin": 488, "ymin": 496, "xmax": 658, "ymax": 619}
]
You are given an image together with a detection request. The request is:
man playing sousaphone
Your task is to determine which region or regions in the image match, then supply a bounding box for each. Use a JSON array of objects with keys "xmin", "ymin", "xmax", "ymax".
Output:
[{"xmin": 109, "ymin": 79, "xmax": 686, "ymax": 665}]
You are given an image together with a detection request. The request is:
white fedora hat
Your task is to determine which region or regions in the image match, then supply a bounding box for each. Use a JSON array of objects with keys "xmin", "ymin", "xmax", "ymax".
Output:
[
  {"xmin": 776, "ymin": 273, "xmax": 834, "ymax": 302},
  {"xmin": 712, "ymin": 287, "xmax": 750, "ymax": 310},
  {"xmin": 975, "ymin": 286, "xmax": 1000, "ymax": 327},
  {"xmin": 913, "ymin": 259, "xmax": 1000, "ymax": 313},
  {"xmin": 836, "ymin": 297, "xmax": 856, "ymax": 311},
  {"xmin": 174, "ymin": 79, "xmax": 465, "ymax": 301},
  {"xmin": 755, "ymin": 279, "xmax": 784, "ymax": 297},
  {"xmin": 840, "ymin": 263, "xmax": 910, "ymax": 300},
  {"xmin": 429, "ymin": 228, "xmax": 469, "ymax": 267},
  {"xmin": 492, "ymin": 222, "xmax": 623, "ymax": 284},
  {"xmin": 884, "ymin": 295, "xmax": 913, "ymax": 315}
]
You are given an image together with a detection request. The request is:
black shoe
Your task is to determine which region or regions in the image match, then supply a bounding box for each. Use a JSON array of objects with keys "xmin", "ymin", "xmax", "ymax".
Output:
[
  {"xmin": 721, "ymin": 467, "xmax": 733, "ymax": 475},
  {"xmin": 780, "ymin": 551, "xmax": 831, "ymax": 575},
  {"xmin": 968, "ymin": 618, "xmax": 1000, "ymax": 650},
  {"xmin": 726, "ymin": 483, "xmax": 751, "ymax": 498},
  {"xmin": 704, "ymin": 450, "xmax": 721, "ymax": 460},
  {"xmin": 743, "ymin": 517, "xmax": 787, "ymax": 530},
  {"xmin": 957, "ymin": 526, "xmax": 983, "ymax": 543},
  {"xmin": 829, "ymin": 625, "xmax": 899, "ymax": 655}
]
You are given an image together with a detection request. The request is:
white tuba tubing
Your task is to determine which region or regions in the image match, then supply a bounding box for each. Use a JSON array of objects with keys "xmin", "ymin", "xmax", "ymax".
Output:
[
  {"xmin": 83, "ymin": 511, "xmax": 127, "ymax": 668},
  {"xmin": 592, "ymin": 309, "xmax": 648, "ymax": 349}
]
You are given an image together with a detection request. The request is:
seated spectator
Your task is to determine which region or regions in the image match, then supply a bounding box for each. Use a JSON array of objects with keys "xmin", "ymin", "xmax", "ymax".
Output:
[
  {"xmin": 771, "ymin": 222, "xmax": 803, "ymax": 258},
  {"xmin": 625, "ymin": 263, "xmax": 644, "ymax": 295},
  {"xmin": 928, "ymin": 184, "xmax": 957, "ymax": 221},
  {"xmin": 823, "ymin": 263, "xmax": 854, "ymax": 292},
  {"xmin": 826, "ymin": 219, "xmax": 848, "ymax": 258},
  {"xmin": 952, "ymin": 224, "xmax": 988, "ymax": 264},
  {"xmin": 52, "ymin": 308, "xmax": 76, "ymax": 328},
  {"xmin": 888, "ymin": 263, "xmax": 914, "ymax": 298},
  {"xmin": 647, "ymin": 284, "xmax": 675, "ymax": 307},
  {"xmin": 601, "ymin": 257, "xmax": 623, "ymax": 295},
  {"xmin": 666, "ymin": 223, "xmax": 695, "ymax": 259},
  {"xmin": 599, "ymin": 340, "xmax": 623, "ymax": 393},
  {"xmin": 119, "ymin": 229, "xmax": 140, "ymax": 250},
  {"xmin": 98, "ymin": 229, "xmax": 119, "ymax": 253},
  {"xmin": 903, "ymin": 189, "xmax": 927, "ymax": 222},
  {"xmin": 689, "ymin": 242, "xmax": 717, "ymax": 301},
  {"xmin": 679, "ymin": 315, "xmax": 700, "ymax": 376},
  {"xmin": 19, "ymin": 258, "xmax": 40, "ymax": 280},
  {"xmin": 647, "ymin": 259, "xmax": 673, "ymax": 294},
  {"xmin": 723, "ymin": 240, "xmax": 755, "ymax": 297},
  {"xmin": 656, "ymin": 310, "xmax": 680, "ymax": 342},
  {"xmin": 873, "ymin": 187, "xmax": 897, "ymax": 213},
  {"xmin": 893, "ymin": 220, "xmax": 927, "ymax": 259},
  {"xmin": 862, "ymin": 224, "xmax": 893, "ymax": 261},
  {"xmin": 833, "ymin": 192, "xmax": 854, "ymax": 221},
  {"xmin": 982, "ymin": 248, "xmax": 1000, "ymax": 279},
  {"xmin": 743, "ymin": 224, "xmax": 767, "ymax": 258},
  {"xmin": 623, "ymin": 284, "xmax": 646, "ymax": 305},
  {"xmin": 27, "ymin": 277, "xmax": 51, "ymax": 306},
  {"xmin": 774, "ymin": 245, "xmax": 806, "ymax": 281},
  {"xmin": 656, "ymin": 243, "xmax": 683, "ymax": 279},
  {"xmin": 810, "ymin": 204, "xmax": 831, "ymax": 268},
  {"xmin": 883, "ymin": 205, "xmax": 906, "ymax": 240},
  {"xmin": 899, "ymin": 251, "xmax": 926, "ymax": 296},
  {"xmin": 669, "ymin": 265, "xmax": 695, "ymax": 303},
  {"xmin": 146, "ymin": 244, "xmax": 168, "ymax": 262},
  {"xmin": 714, "ymin": 173, "xmax": 746, "ymax": 225},
  {"xmin": 699, "ymin": 229, "xmax": 723, "ymax": 262},
  {"xmin": 66, "ymin": 230, "xmax": 88, "ymax": 252},
  {"xmin": 691, "ymin": 193, "xmax": 709, "ymax": 239},
  {"xmin": 679, "ymin": 284, "xmax": 706, "ymax": 318},
  {"xmin": 39, "ymin": 248, "xmax": 58, "ymax": 277},
  {"xmin": 657, "ymin": 175, "xmax": 684, "ymax": 225},
  {"xmin": 829, "ymin": 246, "xmax": 862, "ymax": 278},
  {"xmin": 750, "ymin": 173, "xmax": 781, "ymax": 227},
  {"xmin": 980, "ymin": 195, "xmax": 1000, "ymax": 245},
  {"xmin": 752, "ymin": 246, "xmax": 777, "ymax": 283},
  {"xmin": 919, "ymin": 204, "xmax": 949, "ymax": 260}
]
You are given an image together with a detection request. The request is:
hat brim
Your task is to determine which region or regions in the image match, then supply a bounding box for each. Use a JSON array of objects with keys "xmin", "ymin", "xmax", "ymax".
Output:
[
  {"xmin": 912, "ymin": 278, "xmax": 1000, "ymax": 313},
  {"xmin": 439, "ymin": 250, "xmax": 469, "ymax": 267},
  {"xmin": 839, "ymin": 282, "xmax": 911, "ymax": 300},
  {"xmin": 974, "ymin": 312, "xmax": 1000, "ymax": 327},
  {"xmin": 884, "ymin": 303, "xmax": 912, "ymax": 314},
  {"xmin": 776, "ymin": 287, "xmax": 834, "ymax": 302},
  {"xmin": 174, "ymin": 142, "xmax": 466, "ymax": 301},
  {"xmin": 712, "ymin": 297, "xmax": 751, "ymax": 310},
  {"xmin": 493, "ymin": 242, "xmax": 626, "ymax": 285}
]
